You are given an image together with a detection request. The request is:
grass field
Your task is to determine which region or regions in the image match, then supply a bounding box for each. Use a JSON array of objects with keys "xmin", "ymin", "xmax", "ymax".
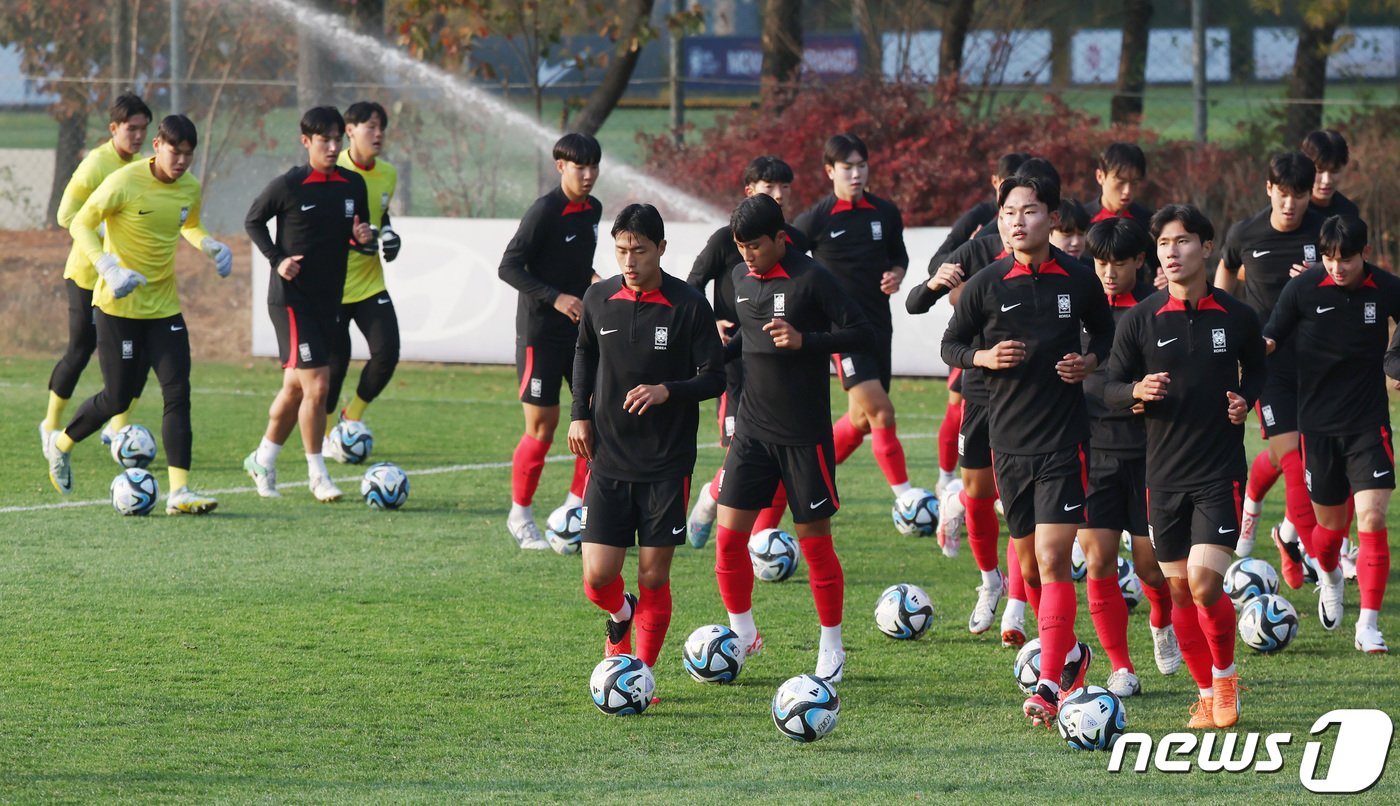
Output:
[{"xmin": 0, "ymin": 356, "xmax": 1396, "ymax": 803}]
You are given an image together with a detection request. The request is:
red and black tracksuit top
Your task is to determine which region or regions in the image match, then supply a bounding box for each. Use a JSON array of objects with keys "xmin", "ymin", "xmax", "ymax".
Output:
[
  {"xmin": 1082, "ymin": 282, "xmax": 1155, "ymax": 457},
  {"xmin": 498, "ymin": 186, "xmax": 603, "ymax": 344},
  {"xmin": 794, "ymin": 192, "xmax": 909, "ymax": 339},
  {"xmin": 687, "ymin": 222, "xmax": 810, "ymax": 335}
]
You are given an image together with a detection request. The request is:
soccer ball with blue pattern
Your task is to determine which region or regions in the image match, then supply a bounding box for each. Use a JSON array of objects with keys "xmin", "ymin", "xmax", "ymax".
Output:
[
  {"xmin": 682, "ymin": 624, "xmax": 745, "ymax": 683},
  {"xmin": 749, "ymin": 528, "xmax": 799, "ymax": 582},
  {"xmin": 1238, "ymin": 592, "xmax": 1299, "ymax": 653},
  {"xmin": 110, "ymin": 424, "xmax": 157, "ymax": 469},
  {"xmin": 360, "ymin": 462, "xmax": 408, "ymax": 509},
  {"xmin": 772, "ymin": 674, "xmax": 839, "ymax": 742},
  {"xmin": 1057, "ymin": 685, "xmax": 1127, "ymax": 751},
  {"xmin": 589, "ymin": 654, "xmax": 655, "ymax": 716},
  {"xmin": 546, "ymin": 505, "xmax": 585, "ymax": 555},
  {"xmin": 330, "ymin": 420, "xmax": 374, "ymax": 465},
  {"xmin": 874, "ymin": 583, "xmax": 934, "ymax": 640},
  {"xmin": 110, "ymin": 467, "xmax": 159, "ymax": 516},
  {"xmin": 1013, "ymin": 637, "xmax": 1045, "ymax": 694},
  {"xmin": 1071, "ymin": 538, "xmax": 1087, "ymax": 581},
  {"xmin": 1224, "ymin": 557, "xmax": 1279, "ymax": 608},
  {"xmin": 891, "ymin": 487, "xmax": 939, "ymax": 536},
  {"xmin": 1117, "ymin": 556, "xmax": 1144, "ymax": 610}
]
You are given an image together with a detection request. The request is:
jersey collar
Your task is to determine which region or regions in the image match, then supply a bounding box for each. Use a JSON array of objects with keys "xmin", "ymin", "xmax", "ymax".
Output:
[
  {"xmin": 1318, "ymin": 271, "xmax": 1378, "ymax": 289},
  {"xmin": 1003, "ymin": 257, "xmax": 1068, "ymax": 279},
  {"xmin": 607, "ymin": 286, "xmax": 672, "ymax": 307},
  {"xmin": 1156, "ymin": 292, "xmax": 1227, "ymax": 315},
  {"xmin": 1106, "ymin": 293, "xmax": 1137, "ymax": 308},
  {"xmin": 562, "ymin": 199, "xmax": 594, "ymax": 215},
  {"xmin": 747, "ymin": 263, "xmax": 791, "ymax": 280},
  {"xmin": 831, "ymin": 194, "xmax": 876, "ymax": 214},
  {"xmin": 303, "ymin": 168, "xmax": 349, "ymax": 184}
]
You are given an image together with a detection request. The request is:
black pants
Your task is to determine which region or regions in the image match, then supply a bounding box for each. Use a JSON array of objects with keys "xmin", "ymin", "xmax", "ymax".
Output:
[
  {"xmin": 67, "ymin": 310, "xmax": 192, "ymax": 469},
  {"xmin": 326, "ymin": 292, "xmax": 401, "ymax": 415},
  {"xmin": 48, "ymin": 280, "xmax": 149, "ymax": 401}
]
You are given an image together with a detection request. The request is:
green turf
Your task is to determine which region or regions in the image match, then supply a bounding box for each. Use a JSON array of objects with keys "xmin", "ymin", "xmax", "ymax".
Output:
[{"xmin": 0, "ymin": 357, "xmax": 1395, "ymax": 803}]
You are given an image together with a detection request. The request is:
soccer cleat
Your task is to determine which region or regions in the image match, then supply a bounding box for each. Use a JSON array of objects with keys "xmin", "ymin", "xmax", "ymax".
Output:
[
  {"xmin": 1355, "ymin": 625, "xmax": 1389, "ymax": 653},
  {"xmin": 45, "ymin": 432, "xmax": 72, "ymax": 496},
  {"xmin": 1151, "ymin": 624, "xmax": 1183, "ymax": 675},
  {"xmin": 322, "ymin": 432, "xmax": 348, "ymax": 464},
  {"xmin": 1023, "ymin": 685, "xmax": 1059, "ymax": 728},
  {"xmin": 1060, "ymin": 642, "xmax": 1093, "ymax": 694},
  {"xmin": 38, "ymin": 420, "xmax": 53, "ymax": 457},
  {"xmin": 1212, "ymin": 674, "xmax": 1242, "ymax": 728},
  {"xmin": 993, "ymin": 498, "xmax": 1004, "ymax": 517},
  {"xmin": 1340, "ymin": 538, "xmax": 1358, "ymax": 581},
  {"xmin": 1317, "ymin": 568, "xmax": 1345, "ymax": 631},
  {"xmin": 968, "ymin": 569, "xmax": 1004, "ymax": 634},
  {"xmin": 741, "ymin": 631, "xmax": 764, "ymax": 658},
  {"xmin": 165, "ymin": 486, "xmax": 218, "ymax": 515},
  {"xmin": 100, "ymin": 424, "xmax": 117, "ymax": 447},
  {"xmin": 687, "ymin": 482, "xmax": 718, "ymax": 549},
  {"xmin": 816, "ymin": 645, "xmax": 846, "ymax": 683},
  {"xmin": 1106, "ymin": 668, "xmax": 1141, "ymax": 698},
  {"xmin": 506, "ymin": 513, "xmax": 550, "ymax": 550},
  {"xmin": 604, "ymin": 592, "xmax": 637, "ymax": 657},
  {"xmin": 1237, "ymin": 508, "xmax": 1259, "ymax": 556},
  {"xmin": 310, "ymin": 474, "xmax": 343, "ymax": 503},
  {"xmin": 1186, "ymin": 695, "xmax": 1216, "ymax": 729},
  {"xmin": 937, "ymin": 480, "xmax": 965, "ymax": 558},
  {"xmin": 1272, "ymin": 524, "xmax": 1305, "ymax": 589},
  {"xmin": 243, "ymin": 452, "xmax": 281, "ymax": 498},
  {"xmin": 1000, "ymin": 604, "xmax": 1026, "ymax": 648}
]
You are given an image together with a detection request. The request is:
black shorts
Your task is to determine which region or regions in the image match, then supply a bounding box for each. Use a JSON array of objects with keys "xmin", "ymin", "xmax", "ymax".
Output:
[
  {"xmin": 993, "ymin": 445, "xmax": 1088, "ymax": 538},
  {"xmin": 516, "ymin": 338, "xmax": 574, "ymax": 407},
  {"xmin": 269, "ymin": 302, "xmax": 336, "ymax": 369},
  {"xmin": 1085, "ymin": 451, "xmax": 1148, "ymax": 534},
  {"xmin": 717, "ymin": 361, "xmax": 744, "ymax": 447},
  {"xmin": 1302, "ymin": 427, "xmax": 1396, "ymax": 506},
  {"xmin": 959, "ymin": 399, "xmax": 993, "ymax": 470},
  {"xmin": 1257, "ymin": 348, "xmax": 1298, "ymax": 438},
  {"xmin": 717, "ymin": 434, "xmax": 839, "ymax": 524},
  {"xmin": 581, "ymin": 473, "xmax": 691, "ymax": 548},
  {"xmin": 833, "ymin": 333, "xmax": 892, "ymax": 391},
  {"xmin": 1148, "ymin": 479, "xmax": 1243, "ymax": 563},
  {"xmin": 948, "ymin": 366, "xmax": 963, "ymax": 395}
]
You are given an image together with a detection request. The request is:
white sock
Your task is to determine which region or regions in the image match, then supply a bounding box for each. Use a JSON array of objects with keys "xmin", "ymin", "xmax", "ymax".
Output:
[
  {"xmin": 1037, "ymin": 679, "xmax": 1060, "ymax": 697},
  {"xmin": 1279, "ymin": 519, "xmax": 1299, "ymax": 543},
  {"xmin": 1212, "ymin": 663, "xmax": 1236, "ymax": 678},
  {"xmin": 1004, "ymin": 599, "xmax": 1026, "ymax": 621},
  {"xmin": 982, "ymin": 568, "xmax": 1002, "ymax": 588},
  {"xmin": 729, "ymin": 610, "xmax": 756, "ymax": 643},
  {"xmin": 1066, "ymin": 642, "xmax": 1082, "ymax": 662},
  {"xmin": 1358, "ymin": 608, "xmax": 1380, "ymax": 631},
  {"xmin": 307, "ymin": 453, "xmax": 328, "ymax": 479},
  {"xmin": 1199, "ymin": 687, "xmax": 1215, "ymax": 698},
  {"xmin": 891, "ymin": 481, "xmax": 913, "ymax": 496},
  {"xmin": 820, "ymin": 624, "xmax": 843, "ymax": 652},
  {"xmin": 939, "ymin": 469, "xmax": 957, "ymax": 488},
  {"xmin": 255, "ymin": 438, "xmax": 281, "ymax": 468},
  {"xmin": 509, "ymin": 503, "xmax": 533, "ymax": 523},
  {"xmin": 1324, "ymin": 565, "xmax": 1344, "ymax": 586},
  {"xmin": 610, "ymin": 596, "xmax": 633, "ymax": 623},
  {"xmin": 1243, "ymin": 496, "xmax": 1263, "ymax": 516},
  {"xmin": 563, "ymin": 492, "xmax": 584, "ymax": 509}
]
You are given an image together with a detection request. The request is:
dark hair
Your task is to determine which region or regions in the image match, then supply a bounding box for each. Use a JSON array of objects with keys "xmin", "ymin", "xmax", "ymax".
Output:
[
  {"xmin": 1087, "ymin": 217, "xmax": 1149, "ymax": 262},
  {"xmin": 1300, "ymin": 129, "xmax": 1349, "ymax": 172},
  {"xmin": 1054, "ymin": 198, "xmax": 1089, "ymax": 234},
  {"xmin": 1149, "ymin": 203, "xmax": 1214, "ymax": 243},
  {"xmin": 1099, "ymin": 142, "xmax": 1147, "ymax": 177},
  {"xmin": 1268, "ymin": 151, "xmax": 1316, "ymax": 196},
  {"xmin": 1012, "ymin": 157, "xmax": 1061, "ymax": 189},
  {"xmin": 301, "ymin": 106, "xmax": 345, "ymax": 138},
  {"xmin": 611, "ymin": 203, "xmax": 665, "ymax": 246},
  {"xmin": 110, "ymin": 93, "xmax": 152, "ymax": 125},
  {"xmin": 742, "ymin": 155, "xmax": 794, "ymax": 187},
  {"xmin": 996, "ymin": 152, "xmax": 1031, "ymax": 178},
  {"xmin": 553, "ymin": 132, "xmax": 602, "ymax": 166},
  {"xmin": 345, "ymin": 100, "xmax": 389, "ymax": 129},
  {"xmin": 822, "ymin": 133, "xmax": 868, "ymax": 166},
  {"xmin": 1318, "ymin": 214, "xmax": 1368, "ymax": 259},
  {"xmin": 997, "ymin": 173, "xmax": 1061, "ymax": 213},
  {"xmin": 730, "ymin": 194, "xmax": 785, "ymax": 243},
  {"xmin": 155, "ymin": 114, "xmax": 198, "ymax": 149}
]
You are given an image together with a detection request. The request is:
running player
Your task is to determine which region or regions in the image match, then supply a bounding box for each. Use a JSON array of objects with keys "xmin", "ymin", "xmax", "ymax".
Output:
[
  {"xmin": 323, "ymin": 100, "xmax": 402, "ymax": 458},
  {"xmin": 794, "ymin": 134, "xmax": 912, "ymax": 504},
  {"xmin": 942, "ymin": 171, "xmax": 1115, "ymax": 726},
  {"xmin": 1104, "ymin": 203, "xmax": 1266, "ymax": 729},
  {"xmin": 930, "ymin": 152, "xmax": 1031, "ymax": 267},
  {"xmin": 570, "ymin": 203, "xmax": 724, "ymax": 673},
  {"xmin": 1263, "ymin": 215, "xmax": 1399, "ymax": 652},
  {"xmin": 1214, "ymin": 152, "xmax": 1323, "ymax": 579},
  {"xmin": 713, "ymin": 194, "xmax": 874, "ymax": 682},
  {"xmin": 244, "ymin": 106, "xmax": 373, "ymax": 503},
  {"xmin": 46, "ymin": 114, "xmax": 232, "ymax": 513},
  {"xmin": 1051, "ymin": 198, "xmax": 1089, "ymax": 260},
  {"xmin": 498, "ymin": 133, "xmax": 602, "ymax": 550},
  {"xmin": 1300, "ymin": 129, "xmax": 1360, "ymax": 219},
  {"xmin": 43, "ymin": 93, "xmax": 152, "ymax": 452},
  {"xmin": 1086, "ymin": 143, "xmax": 1153, "ymax": 224}
]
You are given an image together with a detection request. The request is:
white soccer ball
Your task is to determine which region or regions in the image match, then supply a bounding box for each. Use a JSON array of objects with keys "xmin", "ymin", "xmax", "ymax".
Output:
[
  {"xmin": 360, "ymin": 461, "xmax": 408, "ymax": 509},
  {"xmin": 1117, "ymin": 556, "xmax": 1144, "ymax": 610},
  {"xmin": 110, "ymin": 424, "xmax": 157, "ymax": 469},
  {"xmin": 771, "ymin": 674, "xmax": 839, "ymax": 742},
  {"xmin": 330, "ymin": 420, "xmax": 374, "ymax": 465},
  {"xmin": 1238, "ymin": 592, "xmax": 1299, "ymax": 653},
  {"xmin": 891, "ymin": 487, "xmax": 939, "ymax": 536},
  {"xmin": 589, "ymin": 653, "xmax": 655, "ymax": 716},
  {"xmin": 110, "ymin": 467, "xmax": 159, "ymax": 516},
  {"xmin": 749, "ymin": 528, "xmax": 799, "ymax": 582},
  {"xmin": 874, "ymin": 583, "xmax": 934, "ymax": 640},
  {"xmin": 1057, "ymin": 685, "xmax": 1128, "ymax": 751},
  {"xmin": 1224, "ymin": 557, "xmax": 1279, "ymax": 608},
  {"xmin": 1071, "ymin": 537, "xmax": 1087, "ymax": 581},
  {"xmin": 682, "ymin": 624, "xmax": 745, "ymax": 683},
  {"xmin": 546, "ymin": 505, "xmax": 585, "ymax": 555},
  {"xmin": 1013, "ymin": 637, "xmax": 1043, "ymax": 695}
]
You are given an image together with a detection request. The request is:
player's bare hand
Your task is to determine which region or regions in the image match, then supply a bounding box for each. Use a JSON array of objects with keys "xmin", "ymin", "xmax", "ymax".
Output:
[
  {"xmin": 567, "ymin": 420, "xmax": 593, "ymax": 460},
  {"xmin": 716, "ymin": 319, "xmax": 735, "ymax": 345},
  {"xmin": 1056, "ymin": 352, "xmax": 1091, "ymax": 384},
  {"xmin": 1264, "ymin": 337, "xmax": 1277, "ymax": 355},
  {"xmin": 623, "ymin": 383, "xmax": 670, "ymax": 415},
  {"xmin": 352, "ymin": 214, "xmax": 373, "ymax": 245},
  {"xmin": 553, "ymin": 293, "xmax": 583, "ymax": 323},
  {"xmin": 1131, "ymin": 402, "xmax": 1146, "ymax": 415},
  {"xmin": 1134, "ymin": 372, "xmax": 1170, "ymax": 402},
  {"xmin": 1290, "ymin": 262, "xmax": 1308, "ymax": 278},
  {"xmin": 277, "ymin": 255, "xmax": 305, "ymax": 281},
  {"xmin": 1153, "ymin": 267, "xmax": 1168, "ymax": 290},
  {"xmin": 763, "ymin": 318, "xmax": 803, "ymax": 350},
  {"xmin": 1226, "ymin": 391, "xmax": 1248, "ymax": 425},
  {"xmin": 881, "ymin": 266, "xmax": 906, "ymax": 295},
  {"xmin": 974, "ymin": 340, "xmax": 1025, "ymax": 370},
  {"xmin": 929, "ymin": 263, "xmax": 964, "ymax": 292}
]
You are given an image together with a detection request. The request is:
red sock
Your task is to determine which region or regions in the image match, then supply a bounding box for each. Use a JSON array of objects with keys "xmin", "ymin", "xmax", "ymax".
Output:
[
  {"xmin": 1088, "ymin": 576, "xmax": 1133, "ymax": 673},
  {"xmin": 635, "ymin": 581, "xmax": 673, "ymax": 667},
  {"xmin": 1279, "ymin": 450, "xmax": 1318, "ymax": 557},
  {"xmin": 710, "ymin": 466, "xmax": 723, "ymax": 496},
  {"xmin": 939, "ymin": 402, "xmax": 962, "ymax": 473},
  {"xmin": 753, "ymin": 484, "xmax": 787, "ymax": 533},
  {"xmin": 1311, "ymin": 523, "xmax": 1347, "ymax": 573},
  {"xmin": 799, "ymin": 535, "xmax": 845, "ymax": 627},
  {"xmin": 1141, "ymin": 578, "xmax": 1173, "ymax": 630},
  {"xmin": 1007, "ymin": 540, "xmax": 1027, "ymax": 602},
  {"xmin": 964, "ymin": 492, "xmax": 1000, "ymax": 572},
  {"xmin": 1036, "ymin": 581, "xmax": 1077, "ymax": 687},
  {"xmin": 583, "ymin": 575, "xmax": 625, "ymax": 614},
  {"xmin": 570, "ymin": 455, "xmax": 588, "ymax": 499},
  {"xmin": 871, "ymin": 425, "xmax": 909, "ymax": 486},
  {"xmin": 1024, "ymin": 578, "xmax": 1041, "ymax": 615},
  {"xmin": 511, "ymin": 434, "xmax": 551, "ymax": 506},
  {"xmin": 1198, "ymin": 596, "xmax": 1237, "ymax": 672},
  {"xmin": 1246, "ymin": 450, "xmax": 1281, "ymax": 501},
  {"xmin": 714, "ymin": 525, "xmax": 754, "ymax": 614},
  {"xmin": 1172, "ymin": 593, "xmax": 1213, "ymax": 689},
  {"xmin": 1358, "ymin": 530, "xmax": 1389, "ymax": 611},
  {"xmin": 832, "ymin": 415, "xmax": 866, "ymax": 464}
]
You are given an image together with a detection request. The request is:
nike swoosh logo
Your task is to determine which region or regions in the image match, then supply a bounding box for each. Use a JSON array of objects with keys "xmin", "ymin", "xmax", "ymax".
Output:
[
  {"xmin": 1252, "ymin": 250, "xmax": 1271, "ymax": 258},
  {"xmin": 137, "ymin": 210, "xmax": 153, "ymax": 215},
  {"xmin": 1000, "ymin": 303, "xmax": 1022, "ymax": 312},
  {"xmin": 600, "ymin": 328, "xmax": 618, "ymax": 335},
  {"xmin": 1316, "ymin": 306, "xmax": 1335, "ymax": 314},
  {"xmin": 1063, "ymin": 503, "xmax": 1082, "ymax": 511},
  {"xmin": 830, "ymin": 230, "xmax": 846, "ymax": 238},
  {"xmin": 810, "ymin": 498, "xmax": 829, "ymax": 509},
  {"xmin": 672, "ymin": 526, "xmax": 685, "ymax": 535},
  {"xmin": 377, "ymin": 298, "xmax": 390, "ymax": 305},
  {"xmin": 1375, "ymin": 470, "xmax": 1392, "ymax": 478},
  {"xmin": 566, "ymin": 234, "xmax": 577, "ymax": 242},
  {"xmin": 301, "ymin": 204, "xmax": 316, "ymax": 211},
  {"xmin": 1218, "ymin": 526, "xmax": 1235, "ymax": 534},
  {"xmin": 736, "ymin": 296, "xmax": 750, "ymax": 303},
  {"xmin": 170, "ymin": 325, "xmax": 184, "ymax": 331},
  {"xmin": 1156, "ymin": 338, "xmax": 1178, "ymax": 347}
]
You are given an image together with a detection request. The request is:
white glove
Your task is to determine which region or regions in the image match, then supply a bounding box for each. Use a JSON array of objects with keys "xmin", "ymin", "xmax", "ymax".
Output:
[
  {"xmin": 201, "ymin": 236, "xmax": 232, "ymax": 278},
  {"xmin": 97, "ymin": 221, "xmax": 106, "ymax": 239},
  {"xmin": 96, "ymin": 253, "xmax": 146, "ymax": 299},
  {"xmin": 380, "ymin": 225, "xmax": 401, "ymax": 262}
]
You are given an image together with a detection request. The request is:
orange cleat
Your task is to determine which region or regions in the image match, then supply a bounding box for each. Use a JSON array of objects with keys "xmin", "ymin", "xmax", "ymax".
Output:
[
  {"xmin": 1186, "ymin": 695, "xmax": 1215, "ymax": 729},
  {"xmin": 1212, "ymin": 675, "xmax": 1242, "ymax": 728}
]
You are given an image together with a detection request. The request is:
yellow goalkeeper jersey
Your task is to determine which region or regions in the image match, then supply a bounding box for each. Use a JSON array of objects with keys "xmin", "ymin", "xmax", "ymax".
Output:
[
  {"xmin": 336, "ymin": 151, "xmax": 398, "ymax": 304},
  {"xmin": 57, "ymin": 140, "xmax": 142, "ymax": 289}
]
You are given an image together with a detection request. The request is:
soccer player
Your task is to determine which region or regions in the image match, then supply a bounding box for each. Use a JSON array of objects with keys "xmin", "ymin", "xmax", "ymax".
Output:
[
  {"xmin": 1086, "ymin": 143, "xmax": 1153, "ymax": 224},
  {"xmin": 1050, "ymin": 198, "xmax": 1089, "ymax": 260},
  {"xmin": 794, "ymin": 134, "xmax": 912, "ymax": 503},
  {"xmin": 43, "ymin": 93, "xmax": 152, "ymax": 452},
  {"xmin": 941, "ymin": 172, "xmax": 1115, "ymax": 726},
  {"xmin": 569, "ymin": 203, "xmax": 724, "ymax": 672},
  {"xmin": 1214, "ymin": 152, "xmax": 1324, "ymax": 580},
  {"xmin": 1080, "ymin": 217, "xmax": 1181, "ymax": 695},
  {"xmin": 244, "ymin": 106, "xmax": 373, "ymax": 503},
  {"xmin": 685, "ymin": 156, "xmax": 810, "ymax": 548},
  {"xmin": 498, "ymin": 133, "xmax": 603, "ymax": 550},
  {"xmin": 1263, "ymin": 215, "xmax": 1399, "ymax": 652},
  {"xmin": 323, "ymin": 100, "xmax": 403, "ymax": 458},
  {"xmin": 712, "ymin": 194, "xmax": 874, "ymax": 682},
  {"xmin": 1104, "ymin": 203, "xmax": 1266, "ymax": 729},
  {"xmin": 46, "ymin": 114, "xmax": 232, "ymax": 513},
  {"xmin": 1300, "ymin": 129, "xmax": 1360, "ymax": 219}
]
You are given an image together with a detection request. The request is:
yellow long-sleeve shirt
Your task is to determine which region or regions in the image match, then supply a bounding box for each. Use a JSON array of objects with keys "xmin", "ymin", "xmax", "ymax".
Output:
[
  {"xmin": 336, "ymin": 151, "xmax": 398, "ymax": 303},
  {"xmin": 57, "ymin": 141, "xmax": 142, "ymax": 289}
]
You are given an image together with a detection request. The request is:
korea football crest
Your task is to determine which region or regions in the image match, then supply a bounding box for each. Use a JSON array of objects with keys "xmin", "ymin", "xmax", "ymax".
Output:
[
  {"xmin": 773, "ymin": 292, "xmax": 786, "ymax": 317},
  {"xmin": 380, "ymin": 191, "xmax": 389, "ymax": 209},
  {"xmin": 1365, "ymin": 302, "xmax": 1377, "ymax": 324},
  {"xmin": 1057, "ymin": 294, "xmax": 1071, "ymax": 319},
  {"xmin": 871, "ymin": 220, "xmax": 883, "ymax": 241},
  {"xmin": 1303, "ymin": 244, "xmax": 1318, "ymax": 264},
  {"xmin": 344, "ymin": 198, "xmax": 355, "ymax": 217},
  {"xmin": 654, "ymin": 326, "xmax": 669, "ymax": 350},
  {"xmin": 179, "ymin": 206, "xmax": 190, "ymax": 225},
  {"xmin": 1212, "ymin": 328, "xmax": 1227, "ymax": 353}
]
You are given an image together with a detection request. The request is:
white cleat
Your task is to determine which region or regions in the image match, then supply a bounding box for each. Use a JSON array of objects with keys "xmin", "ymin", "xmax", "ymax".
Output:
[
  {"xmin": 1000, "ymin": 600, "xmax": 1027, "ymax": 648},
  {"xmin": 1317, "ymin": 567, "xmax": 1345, "ymax": 631},
  {"xmin": 1151, "ymin": 623, "xmax": 1183, "ymax": 675},
  {"xmin": 243, "ymin": 452, "xmax": 281, "ymax": 498},
  {"xmin": 937, "ymin": 480, "xmax": 965, "ymax": 559},
  {"xmin": 1355, "ymin": 625, "xmax": 1389, "ymax": 653},
  {"xmin": 740, "ymin": 631, "xmax": 764, "ymax": 658},
  {"xmin": 38, "ymin": 420, "xmax": 54, "ymax": 457},
  {"xmin": 1340, "ymin": 538, "xmax": 1358, "ymax": 581},
  {"xmin": 816, "ymin": 645, "xmax": 846, "ymax": 684},
  {"xmin": 100, "ymin": 423, "xmax": 118, "ymax": 447},
  {"xmin": 45, "ymin": 431, "xmax": 72, "ymax": 496},
  {"xmin": 165, "ymin": 486, "xmax": 218, "ymax": 515},
  {"xmin": 507, "ymin": 513, "xmax": 551, "ymax": 551},
  {"xmin": 687, "ymin": 482, "xmax": 719, "ymax": 549},
  {"xmin": 1106, "ymin": 668, "xmax": 1142, "ymax": 698},
  {"xmin": 968, "ymin": 568, "xmax": 1004, "ymax": 634},
  {"xmin": 1237, "ymin": 508, "xmax": 1260, "ymax": 557},
  {"xmin": 322, "ymin": 433, "xmax": 348, "ymax": 464},
  {"xmin": 310, "ymin": 474, "xmax": 343, "ymax": 503}
]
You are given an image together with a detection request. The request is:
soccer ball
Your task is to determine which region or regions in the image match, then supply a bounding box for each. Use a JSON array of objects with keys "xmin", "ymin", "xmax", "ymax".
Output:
[
  {"xmin": 329, "ymin": 420, "xmax": 374, "ymax": 464},
  {"xmin": 110, "ymin": 424, "xmax": 157, "ymax": 469},
  {"xmin": 1057, "ymin": 685, "xmax": 1128, "ymax": 751},
  {"xmin": 1224, "ymin": 557, "xmax": 1279, "ymax": 608},
  {"xmin": 1238, "ymin": 592, "xmax": 1299, "ymax": 653},
  {"xmin": 1117, "ymin": 556, "xmax": 1144, "ymax": 610},
  {"xmin": 771, "ymin": 674, "xmax": 839, "ymax": 742},
  {"xmin": 682, "ymin": 624, "xmax": 745, "ymax": 683},
  {"xmin": 589, "ymin": 654, "xmax": 655, "ymax": 716},
  {"xmin": 874, "ymin": 583, "xmax": 934, "ymax": 640},
  {"xmin": 110, "ymin": 467, "xmax": 159, "ymax": 516},
  {"xmin": 546, "ymin": 505, "xmax": 585, "ymax": 555},
  {"xmin": 1070, "ymin": 538, "xmax": 1087, "ymax": 581},
  {"xmin": 749, "ymin": 528, "xmax": 799, "ymax": 582},
  {"xmin": 891, "ymin": 487, "xmax": 939, "ymax": 536},
  {"xmin": 360, "ymin": 462, "xmax": 409, "ymax": 509},
  {"xmin": 1013, "ymin": 637, "xmax": 1044, "ymax": 694}
]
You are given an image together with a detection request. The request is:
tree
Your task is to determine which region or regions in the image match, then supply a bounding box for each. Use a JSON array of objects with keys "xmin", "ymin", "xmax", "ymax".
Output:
[
  {"xmin": 1110, "ymin": 0, "xmax": 1153, "ymax": 125},
  {"xmin": 938, "ymin": 0, "xmax": 975, "ymax": 80},
  {"xmin": 568, "ymin": 0, "xmax": 657, "ymax": 135},
  {"xmin": 852, "ymin": 0, "xmax": 882, "ymax": 79},
  {"xmin": 761, "ymin": 0, "xmax": 803, "ymax": 110}
]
